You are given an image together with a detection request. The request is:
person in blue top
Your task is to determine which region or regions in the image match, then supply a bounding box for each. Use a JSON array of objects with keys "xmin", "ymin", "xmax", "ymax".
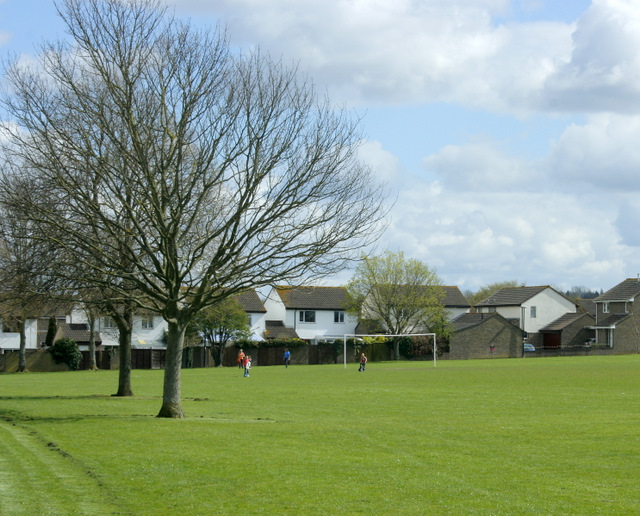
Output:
[{"xmin": 284, "ymin": 348, "xmax": 291, "ymax": 368}]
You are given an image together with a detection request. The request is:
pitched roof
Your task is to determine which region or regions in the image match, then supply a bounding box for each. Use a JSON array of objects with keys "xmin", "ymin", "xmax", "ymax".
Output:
[
  {"xmin": 275, "ymin": 286, "xmax": 347, "ymax": 310},
  {"xmin": 235, "ymin": 290, "xmax": 266, "ymax": 313},
  {"xmin": 450, "ymin": 312, "xmax": 513, "ymax": 332},
  {"xmin": 592, "ymin": 313, "xmax": 630, "ymax": 328},
  {"xmin": 442, "ymin": 286, "xmax": 470, "ymax": 308},
  {"xmin": 576, "ymin": 298, "xmax": 596, "ymax": 316},
  {"xmin": 595, "ymin": 278, "xmax": 640, "ymax": 302},
  {"xmin": 540, "ymin": 312, "xmax": 592, "ymax": 332},
  {"xmin": 264, "ymin": 320, "xmax": 300, "ymax": 340},
  {"xmin": 475, "ymin": 286, "xmax": 549, "ymax": 307},
  {"xmin": 55, "ymin": 323, "xmax": 102, "ymax": 345}
]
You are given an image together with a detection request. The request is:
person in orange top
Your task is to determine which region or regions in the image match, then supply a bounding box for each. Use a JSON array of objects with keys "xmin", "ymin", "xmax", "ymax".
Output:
[{"xmin": 237, "ymin": 349, "xmax": 245, "ymax": 368}]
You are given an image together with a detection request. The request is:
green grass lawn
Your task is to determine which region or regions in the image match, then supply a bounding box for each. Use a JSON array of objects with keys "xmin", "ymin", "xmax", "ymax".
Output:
[{"xmin": 1, "ymin": 355, "xmax": 640, "ymax": 515}]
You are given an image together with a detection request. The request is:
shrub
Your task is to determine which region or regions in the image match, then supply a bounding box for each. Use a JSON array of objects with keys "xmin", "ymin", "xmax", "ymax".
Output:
[
  {"xmin": 233, "ymin": 338, "xmax": 307, "ymax": 349},
  {"xmin": 49, "ymin": 338, "xmax": 83, "ymax": 370}
]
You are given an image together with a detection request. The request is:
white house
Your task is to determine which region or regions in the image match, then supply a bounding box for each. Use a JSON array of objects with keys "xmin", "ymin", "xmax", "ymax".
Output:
[
  {"xmin": 262, "ymin": 286, "xmax": 358, "ymax": 343},
  {"xmin": 0, "ymin": 318, "xmax": 39, "ymax": 352},
  {"xmin": 474, "ymin": 286, "xmax": 577, "ymax": 336},
  {"xmin": 236, "ymin": 289, "xmax": 267, "ymax": 340},
  {"xmin": 67, "ymin": 308, "xmax": 167, "ymax": 349},
  {"xmin": 442, "ymin": 286, "xmax": 471, "ymax": 321}
]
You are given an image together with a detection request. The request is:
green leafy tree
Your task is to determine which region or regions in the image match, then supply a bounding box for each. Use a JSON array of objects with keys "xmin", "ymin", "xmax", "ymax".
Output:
[
  {"xmin": 346, "ymin": 251, "xmax": 445, "ymax": 360},
  {"xmin": 44, "ymin": 316, "xmax": 58, "ymax": 348},
  {"xmin": 189, "ymin": 297, "xmax": 251, "ymax": 367},
  {"xmin": 466, "ymin": 280, "xmax": 524, "ymax": 307}
]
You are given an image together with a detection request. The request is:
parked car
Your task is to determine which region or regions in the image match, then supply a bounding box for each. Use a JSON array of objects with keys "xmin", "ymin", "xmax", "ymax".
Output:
[
  {"xmin": 524, "ymin": 342, "xmax": 535, "ymax": 352},
  {"xmin": 584, "ymin": 338, "xmax": 596, "ymax": 347}
]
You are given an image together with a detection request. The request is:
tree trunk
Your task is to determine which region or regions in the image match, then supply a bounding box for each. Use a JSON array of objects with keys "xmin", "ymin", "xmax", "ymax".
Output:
[
  {"xmin": 17, "ymin": 318, "xmax": 27, "ymax": 372},
  {"xmin": 114, "ymin": 308, "xmax": 133, "ymax": 397},
  {"xmin": 393, "ymin": 337, "xmax": 400, "ymax": 361},
  {"xmin": 87, "ymin": 312, "xmax": 98, "ymax": 371},
  {"xmin": 157, "ymin": 321, "xmax": 185, "ymax": 418},
  {"xmin": 213, "ymin": 344, "xmax": 224, "ymax": 367}
]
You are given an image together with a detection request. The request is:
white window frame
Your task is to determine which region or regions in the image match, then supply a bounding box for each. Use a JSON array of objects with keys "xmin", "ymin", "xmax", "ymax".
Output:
[
  {"xmin": 530, "ymin": 306, "xmax": 537, "ymax": 318},
  {"xmin": 102, "ymin": 316, "xmax": 117, "ymax": 329},
  {"xmin": 141, "ymin": 315, "xmax": 154, "ymax": 329},
  {"xmin": 299, "ymin": 310, "xmax": 316, "ymax": 323},
  {"xmin": 334, "ymin": 311, "xmax": 345, "ymax": 324},
  {"xmin": 603, "ymin": 302, "xmax": 609, "ymax": 314}
]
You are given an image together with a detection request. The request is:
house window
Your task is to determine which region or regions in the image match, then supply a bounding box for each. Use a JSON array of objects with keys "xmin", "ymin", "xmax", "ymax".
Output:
[
  {"xmin": 334, "ymin": 311, "xmax": 345, "ymax": 323},
  {"xmin": 625, "ymin": 302, "xmax": 630, "ymax": 313},
  {"xmin": 141, "ymin": 315, "xmax": 154, "ymax": 329},
  {"xmin": 102, "ymin": 316, "xmax": 117, "ymax": 329},
  {"xmin": 603, "ymin": 302, "xmax": 609, "ymax": 314},
  {"xmin": 488, "ymin": 306, "xmax": 496, "ymax": 313},
  {"xmin": 530, "ymin": 306, "xmax": 537, "ymax": 318},
  {"xmin": 299, "ymin": 310, "xmax": 316, "ymax": 323}
]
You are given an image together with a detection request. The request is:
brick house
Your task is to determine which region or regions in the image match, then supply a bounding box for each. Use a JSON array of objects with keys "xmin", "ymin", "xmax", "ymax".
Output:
[
  {"xmin": 592, "ymin": 278, "xmax": 640, "ymax": 353},
  {"xmin": 474, "ymin": 286, "xmax": 577, "ymax": 348},
  {"xmin": 449, "ymin": 312, "xmax": 524, "ymax": 359},
  {"xmin": 538, "ymin": 312, "xmax": 595, "ymax": 349}
]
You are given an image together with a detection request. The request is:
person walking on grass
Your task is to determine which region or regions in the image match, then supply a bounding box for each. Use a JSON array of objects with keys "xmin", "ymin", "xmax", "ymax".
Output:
[
  {"xmin": 237, "ymin": 349, "xmax": 245, "ymax": 368},
  {"xmin": 358, "ymin": 352, "xmax": 367, "ymax": 372},
  {"xmin": 284, "ymin": 348, "xmax": 291, "ymax": 368},
  {"xmin": 244, "ymin": 355, "xmax": 252, "ymax": 377}
]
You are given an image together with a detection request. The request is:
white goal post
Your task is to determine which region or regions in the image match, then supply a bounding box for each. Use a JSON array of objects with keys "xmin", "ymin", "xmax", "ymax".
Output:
[{"xmin": 343, "ymin": 333, "xmax": 437, "ymax": 369}]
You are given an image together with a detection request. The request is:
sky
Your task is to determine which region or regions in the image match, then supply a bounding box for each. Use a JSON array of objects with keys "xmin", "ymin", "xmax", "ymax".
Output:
[{"xmin": 2, "ymin": 0, "xmax": 640, "ymax": 294}]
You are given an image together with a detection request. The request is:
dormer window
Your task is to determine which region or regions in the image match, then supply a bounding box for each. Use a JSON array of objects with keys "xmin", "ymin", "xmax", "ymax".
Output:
[{"xmin": 603, "ymin": 302, "xmax": 609, "ymax": 314}]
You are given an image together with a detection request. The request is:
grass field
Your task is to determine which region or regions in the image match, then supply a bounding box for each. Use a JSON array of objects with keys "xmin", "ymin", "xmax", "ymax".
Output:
[{"xmin": 1, "ymin": 355, "xmax": 639, "ymax": 515}]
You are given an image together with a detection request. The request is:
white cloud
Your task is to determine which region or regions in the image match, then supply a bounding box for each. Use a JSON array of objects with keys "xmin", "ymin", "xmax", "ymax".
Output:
[
  {"xmin": 357, "ymin": 139, "xmax": 402, "ymax": 185},
  {"xmin": 423, "ymin": 139, "xmax": 533, "ymax": 191},
  {"xmin": 545, "ymin": 113, "xmax": 640, "ymax": 191},
  {"xmin": 382, "ymin": 178, "xmax": 627, "ymax": 290},
  {"xmin": 543, "ymin": 0, "xmax": 640, "ymax": 113},
  {"xmin": 171, "ymin": 0, "xmax": 575, "ymax": 112},
  {"xmin": 171, "ymin": 0, "xmax": 640, "ymax": 118}
]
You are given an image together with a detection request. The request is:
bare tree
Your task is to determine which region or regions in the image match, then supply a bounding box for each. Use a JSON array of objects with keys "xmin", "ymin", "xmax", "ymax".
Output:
[
  {"xmin": 346, "ymin": 251, "xmax": 444, "ymax": 360},
  {"xmin": 0, "ymin": 203, "xmax": 62, "ymax": 371},
  {"xmin": 1, "ymin": 0, "xmax": 387, "ymax": 417}
]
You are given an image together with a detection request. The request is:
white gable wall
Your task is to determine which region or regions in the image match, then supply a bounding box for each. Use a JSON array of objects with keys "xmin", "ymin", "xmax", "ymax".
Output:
[
  {"xmin": 446, "ymin": 307, "xmax": 470, "ymax": 321},
  {"xmin": 248, "ymin": 311, "xmax": 267, "ymax": 339},
  {"xmin": 522, "ymin": 289, "xmax": 576, "ymax": 333},
  {"xmin": 0, "ymin": 319, "xmax": 38, "ymax": 351},
  {"xmin": 262, "ymin": 288, "xmax": 287, "ymax": 322}
]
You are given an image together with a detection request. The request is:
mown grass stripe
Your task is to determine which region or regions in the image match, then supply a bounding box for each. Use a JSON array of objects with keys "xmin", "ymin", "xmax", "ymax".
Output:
[{"xmin": 0, "ymin": 419, "xmax": 126, "ymax": 515}]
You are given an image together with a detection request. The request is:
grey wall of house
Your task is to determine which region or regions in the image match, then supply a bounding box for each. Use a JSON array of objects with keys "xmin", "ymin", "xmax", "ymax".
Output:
[
  {"xmin": 611, "ymin": 316, "xmax": 640, "ymax": 354},
  {"xmin": 449, "ymin": 317, "xmax": 523, "ymax": 360},
  {"xmin": 562, "ymin": 317, "xmax": 595, "ymax": 347}
]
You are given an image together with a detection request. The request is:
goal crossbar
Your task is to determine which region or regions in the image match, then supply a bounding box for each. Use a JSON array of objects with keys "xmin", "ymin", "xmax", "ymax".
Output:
[{"xmin": 342, "ymin": 333, "xmax": 437, "ymax": 368}]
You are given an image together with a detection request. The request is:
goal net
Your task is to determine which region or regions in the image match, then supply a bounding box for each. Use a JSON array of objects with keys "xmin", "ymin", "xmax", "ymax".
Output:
[{"xmin": 342, "ymin": 333, "xmax": 437, "ymax": 368}]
